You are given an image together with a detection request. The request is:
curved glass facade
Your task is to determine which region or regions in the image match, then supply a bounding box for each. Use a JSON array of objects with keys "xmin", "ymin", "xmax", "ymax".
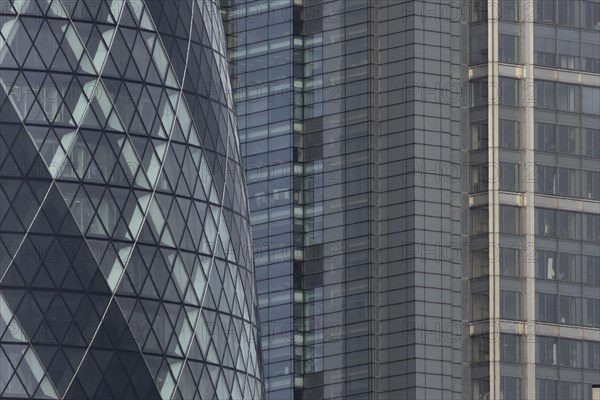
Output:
[{"xmin": 0, "ymin": 0, "xmax": 263, "ymax": 399}]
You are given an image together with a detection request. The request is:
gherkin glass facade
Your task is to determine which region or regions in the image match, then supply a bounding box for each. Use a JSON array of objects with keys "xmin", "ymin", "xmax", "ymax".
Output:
[{"xmin": 0, "ymin": 0, "xmax": 263, "ymax": 399}]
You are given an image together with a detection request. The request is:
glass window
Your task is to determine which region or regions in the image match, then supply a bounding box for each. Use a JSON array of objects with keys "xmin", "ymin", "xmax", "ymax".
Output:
[
  {"xmin": 535, "ymin": 122, "xmax": 556, "ymax": 152},
  {"xmin": 584, "ymin": 213, "xmax": 600, "ymax": 241},
  {"xmin": 583, "ymin": 0, "xmax": 600, "ymax": 29},
  {"xmin": 559, "ymin": 381, "xmax": 581, "ymax": 400},
  {"xmin": 472, "ymin": 292, "xmax": 490, "ymax": 320},
  {"xmin": 472, "ymin": 207, "xmax": 489, "ymax": 235},
  {"xmin": 499, "ymin": 34, "xmax": 519, "ymax": 64},
  {"xmin": 535, "ymin": 36, "xmax": 556, "ymax": 67},
  {"xmin": 471, "ymin": 35, "xmax": 488, "ymax": 65},
  {"xmin": 558, "ymin": 296, "xmax": 581, "ymax": 325},
  {"xmin": 500, "ymin": 163, "xmax": 520, "ymax": 192},
  {"xmin": 500, "ymin": 206, "xmax": 520, "ymax": 235},
  {"xmin": 537, "ymin": 336, "xmax": 558, "ymax": 365},
  {"xmin": 472, "ymin": 121, "xmax": 489, "ymax": 150},
  {"xmin": 473, "ymin": 379, "xmax": 490, "ymax": 400},
  {"xmin": 557, "ymin": 253, "xmax": 580, "ymax": 282},
  {"xmin": 471, "ymin": 0, "xmax": 488, "ymax": 22},
  {"xmin": 583, "ymin": 41, "xmax": 600, "ymax": 73},
  {"xmin": 500, "ymin": 290, "xmax": 520, "ymax": 320},
  {"xmin": 558, "ymin": 39, "xmax": 580, "ymax": 69},
  {"xmin": 538, "ymin": 379, "xmax": 558, "ymax": 400},
  {"xmin": 585, "ymin": 255, "xmax": 600, "ymax": 285},
  {"xmin": 537, "ymin": 250, "xmax": 557, "ymax": 280},
  {"xmin": 559, "ymin": 382, "xmax": 580, "ymax": 400},
  {"xmin": 536, "ymin": 164, "xmax": 557, "ymax": 194},
  {"xmin": 472, "ymin": 335, "xmax": 490, "ymax": 363},
  {"xmin": 537, "ymin": 292, "xmax": 557, "ymax": 322},
  {"xmin": 583, "ymin": 86, "xmax": 600, "ymax": 114},
  {"xmin": 585, "ymin": 298, "xmax": 600, "ymax": 327},
  {"xmin": 471, "ymin": 164, "xmax": 489, "ymax": 193},
  {"xmin": 500, "ymin": 377, "xmax": 520, "ymax": 400},
  {"xmin": 585, "ymin": 341, "xmax": 600, "ymax": 369},
  {"xmin": 499, "ymin": 0, "xmax": 519, "ymax": 21},
  {"xmin": 557, "ymin": 210, "xmax": 580, "ymax": 240},
  {"xmin": 536, "ymin": 208, "xmax": 556, "ymax": 237},
  {"xmin": 558, "ymin": 125, "xmax": 580, "ymax": 154},
  {"xmin": 269, "ymin": 23, "xmax": 291, "ymax": 38},
  {"xmin": 500, "ymin": 247, "xmax": 520, "ymax": 277},
  {"xmin": 559, "ymin": 338, "xmax": 581, "ymax": 367},
  {"xmin": 472, "ymin": 248, "xmax": 489, "ymax": 277},
  {"xmin": 268, "ymin": 375, "xmax": 292, "ymax": 392},
  {"xmin": 472, "ymin": 79, "xmax": 489, "ymax": 107},
  {"xmin": 583, "ymin": 170, "xmax": 600, "ymax": 200},
  {"xmin": 557, "ymin": 168, "xmax": 580, "ymax": 198},
  {"xmin": 557, "ymin": 83, "xmax": 580, "ymax": 112},
  {"xmin": 268, "ymin": 276, "xmax": 292, "ymax": 292},
  {"xmin": 559, "ymin": 295, "xmax": 581, "ymax": 324},
  {"xmin": 500, "ymin": 334, "xmax": 520, "ymax": 363},
  {"xmin": 535, "ymin": 0, "xmax": 556, "ymax": 23},
  {"xmin": 558, "ymin": 0, "xmax": 580, "ymax": 26},
  {"xmin": 500, "ymin": 119, "xmax": 519, "ymax": 149},
  {"xmin": 583, "ymin": 128, "xmax": 600, "ymax": 157},
  {"xmin": 499, "ymin": 78, "xmax": 519, "ymax": 106},
  {"xmin": 535, "ymin": 81, "xmax": 556, "ymax": 109}
]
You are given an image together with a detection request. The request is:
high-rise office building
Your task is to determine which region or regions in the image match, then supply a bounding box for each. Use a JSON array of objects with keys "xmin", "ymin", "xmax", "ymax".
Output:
[
  {"xmin": 468, "ymin": 1, "xmax": 600, "ymax": 400},
  {"xmin": 223, "ymin": 0, "xmax": 599, "ymax": 399},
  {"xmin": 0, "ymin": 0, "xmax": 263, "ymax": 399}
]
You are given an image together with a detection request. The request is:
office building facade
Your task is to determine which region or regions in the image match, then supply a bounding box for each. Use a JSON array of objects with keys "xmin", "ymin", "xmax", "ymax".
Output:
[
  {"xmin": 0, "ymin": 0, "xmax": 263, "ymax": 399},
  {"xmin": 223, "ymin": 1, "xmax": 464, "ymax": 399},
  {"xmin": 224, "ymin": 0, "xmax": 599, "ymax": 399},
  {"xmin": 468, "ymin": 1, "xmax": 600, "ymax": 399}
]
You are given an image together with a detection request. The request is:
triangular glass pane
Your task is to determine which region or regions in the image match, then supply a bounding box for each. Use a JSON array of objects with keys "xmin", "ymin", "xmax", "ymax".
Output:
[
  {"xmin": 25, "ymin": 99, "xmax": 49, "ymax": 124},
  {"xmin": 26, "ymin": 125, "xmax": 50, "ymax": 150},
  {"xmin": 50, "ymin": 47, "xmax": 72, "ymax": 72},
  {"xmin": 98, "ymin": 0, "xmax": 118, "ymax": 24},
  {"xmin": 81, "ymin": 104, "xmax": 102, "ymax": 129},
  {"xmin": 0, "ymin": 207, "xmax": 25, "ymax": 233},
  {"xmin": 33, "ymin": 376, "xmax": 59, "ymax": 400},
  {"xmin": 198, "ymin": 366, "xmax": 215, "ymax": 399},
  {"xmin": 4, "ymin": 373, "xmax": 27, "ymax": 397},
  {"xmin": 70, "ymin": 0, "xmax": 93, "ymax": 20},
  {"xmin": 34, "ymin": 20, "xmax": 60, "ymax": 65},
  {"xmin": 143, "ymin": 330, "xmax": 162, "ymax": 356},
  {"xmin": 0, "ymin": 46, "xmax": 18, "ymax": 68},
  {"xmin": 20, "ymin": 16, "xmax": 44, "ymax": 47},
  {"xmin": 31, "ymin": 266, "xmax": 55, "ymax": 289},
  {"xmin": 15, "ymin": 349, "xmax": 44, "ymax": 396},
  {"xmin": 46, "ymin": 0, "xmax": 68, "ymax": 18},
  {"xmin": 23, "ymin": 37, "xmax": 45, "ymax": 67},
  {"xmin": 119, "ymin": 2, "xmax": 137, "ymax": 28},
  {"xmin": 0, "ymin": 68, "xmax": 19, "ymax": 95},
  {"xmin": 2, "ymin": 266, "xmax": 27, "ymax": 288},
  {"xmin": 124, "ymin": 53, "xmax": 143, "ymax": 81}
]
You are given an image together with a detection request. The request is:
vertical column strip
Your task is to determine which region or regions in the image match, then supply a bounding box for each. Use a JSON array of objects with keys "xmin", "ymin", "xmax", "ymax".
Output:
[
  {"xmin": 521, "ymin": 1, "xmax": 536, "ymax": 399},
  {"xmin": 487, "ymin": 1, "xmax": 501, "ymax": 399}
]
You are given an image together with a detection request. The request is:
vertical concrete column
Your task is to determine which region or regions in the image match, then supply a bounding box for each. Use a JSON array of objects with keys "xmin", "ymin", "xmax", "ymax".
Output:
[
  {"xmin": 521, "ymin": 1, "xmax": 536, "ymax": 399},
  {"xmin": 487, "ymin": 1, "xmax": 501, "ymax": 399}
]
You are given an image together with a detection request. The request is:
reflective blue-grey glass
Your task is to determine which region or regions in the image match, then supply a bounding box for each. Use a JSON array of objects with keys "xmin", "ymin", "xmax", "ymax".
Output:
[{"xmin": 0, "ymin": 0, "xmax": 263, "ymax": 399}]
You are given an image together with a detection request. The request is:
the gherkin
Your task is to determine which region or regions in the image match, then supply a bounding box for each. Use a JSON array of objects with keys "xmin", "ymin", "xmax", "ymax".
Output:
[{"xmin": 0, "ymin": 0, "xmax": 263, "ymax": 399}]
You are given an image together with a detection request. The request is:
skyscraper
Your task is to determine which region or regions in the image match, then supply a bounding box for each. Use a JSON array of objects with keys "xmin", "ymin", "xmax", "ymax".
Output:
[
  {"xmin": 468, "ymin": 1, "xmax": 600, "ymax": 399},
  {"xmin": 0, "ymin": 0, "xmax": 263, "ymax": 399},
  {"xmin": 223, "ymin": 0, "xmax": 599, "ymax": 399}
]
